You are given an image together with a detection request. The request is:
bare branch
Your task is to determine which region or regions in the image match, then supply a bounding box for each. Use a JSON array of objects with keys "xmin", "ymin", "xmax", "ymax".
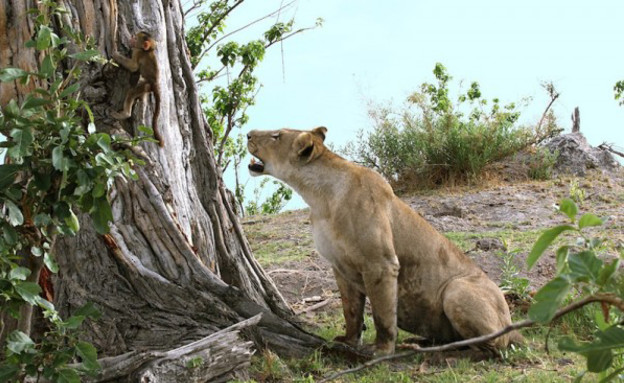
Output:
[
  {"xmin": 319, "ymin": 294, "xmax": 624, "ymax": 383},
  {"xmin": 183, "ymin": 0, "xmax": 204, "ymax": 17},
  {"xmin": 536, "ymin": 81, "xmax": 560, "ymax": 133},
  {"xmin": 598, "ymin": 143, "xmax": 624, "ymax": 159}
]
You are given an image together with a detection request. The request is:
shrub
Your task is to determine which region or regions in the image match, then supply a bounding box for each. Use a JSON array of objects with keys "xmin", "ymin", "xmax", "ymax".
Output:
[
  {"xmin": 344, "ymin": 63, "xmax": 561, "ymax": 188},
  {"xmin": 526, "ymin": 147, "xmax": 559, "ymax": 180}
]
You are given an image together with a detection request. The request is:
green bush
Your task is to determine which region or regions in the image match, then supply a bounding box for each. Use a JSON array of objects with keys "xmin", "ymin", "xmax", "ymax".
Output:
[
  {"xmin": 344, "ymin": 63, "xmax": 560, "ymax": 187},
  {"xmin": 526, "ymin": 147, "xmax": 559, "ymax": 180}
]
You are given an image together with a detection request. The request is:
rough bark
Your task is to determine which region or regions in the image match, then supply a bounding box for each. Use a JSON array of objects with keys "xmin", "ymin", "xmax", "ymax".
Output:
[{"xmin": 1, "ymin": 0, "xmax": 324, "ymax": 378}]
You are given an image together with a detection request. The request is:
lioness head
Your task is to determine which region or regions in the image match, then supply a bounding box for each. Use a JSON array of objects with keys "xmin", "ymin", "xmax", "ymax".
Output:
[{"xmin": 247, "ymin": 127, "xmax": 328, "ymax": 180}]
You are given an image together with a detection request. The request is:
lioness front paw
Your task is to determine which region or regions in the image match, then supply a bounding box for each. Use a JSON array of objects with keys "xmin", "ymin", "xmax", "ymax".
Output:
[
  {"xmin": 333, "ymin": 335, "xmax": 361, "ymax": 347},
  {"xmin": 374, "ymin": 342, "xmax": 395, "ymax": 356}
]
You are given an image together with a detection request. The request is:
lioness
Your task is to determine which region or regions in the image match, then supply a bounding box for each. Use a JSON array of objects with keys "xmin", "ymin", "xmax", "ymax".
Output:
[{"xmin": 247, "ymin": 127, "xmax": 521, "ymax": 355}]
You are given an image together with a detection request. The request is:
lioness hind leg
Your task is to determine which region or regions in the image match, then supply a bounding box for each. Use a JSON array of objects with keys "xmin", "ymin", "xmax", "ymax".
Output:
[
  {"xmin": 333, "ymin": 269, "xmax": 366, "ymax": 346},
  {"xmin": 442, "ymin": 278, "xmax": 511, "ymax": 353}
]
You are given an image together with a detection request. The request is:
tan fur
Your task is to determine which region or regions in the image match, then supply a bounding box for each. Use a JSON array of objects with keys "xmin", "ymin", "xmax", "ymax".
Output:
[
  {"xmin": 247, "ymin": 127, "xmax": 522, "ymax": 355},
  {"xmin": 111, "ymin": 32, "xmax": 163, "ymax": 147}
]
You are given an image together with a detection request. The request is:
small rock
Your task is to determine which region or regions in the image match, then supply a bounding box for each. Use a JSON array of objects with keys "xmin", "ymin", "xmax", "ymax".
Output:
[
  {"xmin": 557, "ymin": 358, "xmax": 574, "ymax": 366},
  {"xmin": 475, "ymin": 238, "xmax": 506, "ymax": 252},
  {"xmin": 433, "ymin": 201, "xmax": 464, "ymax": 218}
]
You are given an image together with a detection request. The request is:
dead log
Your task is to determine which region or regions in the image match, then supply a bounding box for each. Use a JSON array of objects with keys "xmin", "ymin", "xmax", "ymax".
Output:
[{"xmin": 75, "ymin": 315, "xmax": 263, "ymax": 382}]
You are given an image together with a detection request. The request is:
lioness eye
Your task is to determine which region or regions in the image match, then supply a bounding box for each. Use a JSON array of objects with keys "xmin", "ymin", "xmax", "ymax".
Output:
[{"xmin": 271, "ymin": 132, "xmax": 280, "ymax": 140}]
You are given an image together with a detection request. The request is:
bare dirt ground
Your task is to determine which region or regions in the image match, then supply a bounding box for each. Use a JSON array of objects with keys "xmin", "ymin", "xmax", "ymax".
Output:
[{"xmin": 243, "ymin": 168, "xmax": 624, "ymax": 320}]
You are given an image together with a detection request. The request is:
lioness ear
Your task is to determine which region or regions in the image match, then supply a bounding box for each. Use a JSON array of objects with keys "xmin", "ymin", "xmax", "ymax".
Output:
[
  {"xmin": 312, "ymin": 126, "xmax": 327, "ymax": 142},
  {"xmin": 294, "ymin": 132, "xmax": 315, "ymax": 162}
]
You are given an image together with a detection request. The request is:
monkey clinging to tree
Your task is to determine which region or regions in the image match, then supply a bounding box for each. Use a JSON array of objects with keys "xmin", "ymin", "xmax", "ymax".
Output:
[{"xmin": 111, "ymin": 31, "xmax": 163, "ymax": 147}]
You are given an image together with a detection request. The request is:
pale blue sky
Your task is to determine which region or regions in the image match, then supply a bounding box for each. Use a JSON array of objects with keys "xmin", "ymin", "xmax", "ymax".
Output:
[{"xmin": 208, "ymin": 1, "xmax": 624, "ymax": 210}]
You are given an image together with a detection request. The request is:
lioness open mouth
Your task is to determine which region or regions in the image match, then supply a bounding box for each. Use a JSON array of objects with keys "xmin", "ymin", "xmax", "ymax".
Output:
[{"xmin": 248, "ymin": 157, "xmax": 265, "ymax": 174}]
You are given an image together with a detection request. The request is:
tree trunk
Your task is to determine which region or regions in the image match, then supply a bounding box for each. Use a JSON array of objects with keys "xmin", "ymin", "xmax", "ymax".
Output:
[
  {"xmin": 1, "ymin": 0, "xmax": 323, "ymax": 378},
  {"xmin": 571, "ymin": 106, "xmax": 580, "ymax": 133}
]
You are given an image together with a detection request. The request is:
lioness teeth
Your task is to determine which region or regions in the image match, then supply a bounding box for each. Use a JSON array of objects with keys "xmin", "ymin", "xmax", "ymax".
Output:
[{"xmin": 248, "ymin": 156, "xmax": 265, "ymax": 173}]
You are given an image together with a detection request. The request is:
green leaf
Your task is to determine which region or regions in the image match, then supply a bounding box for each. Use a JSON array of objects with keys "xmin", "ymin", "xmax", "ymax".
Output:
[
  {"xmin": 560, "ymin": 335, "xmax": 615, "ymax": 372},
  {"xmin": 3, "ymin": 223, "xmax": 18, "ymax": 245},
  {"xmin": 36, "ymin": 26, "xmax": 52, "ymax": 50},
  {"xmin": 22, "ymin": 96, "xmax": 50, "ymax": 109},
  {"xmin": 44, "ymin": 252, "xmax": 59, "ymax": 273},
  {"xmin": 599, "ymin": 367, "xmax": 624, "ymax": 383},
  {"xmin": 75, "ymin": 341, "xmax": 100, "ymax": 371},
  {"xmin": 56, "ymin": 367, "xmax": 81, "ymax": 383},
  {"xmin": 15, "ymin": 281, "xmax": 42, "ymax": 305},
  {"xmin": 91, "ymin": 196, "xmax": 112, "ymax": 234},
  {"xmin": 528, "ymin": 276, "xmax": 571, "ymax": 322},
  {"xmin": 92, "ymin": 182, "xmax": 106, "ymax": 198},
  {"xmin": 527, "ymin": 225, "xmax": 575, "ymax": 269},
  {"xmin": 43, "ymin": 251, "xmax": 58, "ymax": 274},
  {"xmin": 597, "ymin": 259, "xmax": 620, "ymax": 286},
  {"xmin": 4, "ymin": 99, "xmax": 20, "ymax": 117},
  {"xmin": 74, "ymin": 302, "xmax": 101, "ymax": 319},
  {"xmin": 4, "ymin": 200, "xmax": 24, "ymax": 226},
  {"xmin": 568, "ymin": 251, "xmax": 603, "ymax": 282},
  {"xmin": 69, "ymin": 49, "xmax": 100, "ymax": 61},
  {"xmin": 559, "ymin": 326, "xmax": 624, "ymax": 353},
  {"xmin": 64, "ymin": 315, "xmax": 85, "ymax": 329},
  {"xmin": 4, "ymin": 185, "xmax": 22, "ymax": 202},
  {"xmin": 0, "ymin": 364, "xmax": 19, "ymax": 382},
  {"xmin": 31, "ymin": 246, "xmax": 43, "ymax": 257},
  {"xmin": 65, "ymin": 210, "xmax": 80, "ymax": 233},
  {"xmin": 555, "ymin": 245, "xmax": 569, "ymax": 273},
  {"xmin": 559, "ymin": 198, "xmax": 578, "ymax": 221},
  {"xmin": 7, "ymin": 330, "xmax": 35, "ymax": 354},
  {"xmin": 586, "ymin": 349, "xmax": 613, "ymax": 373},
  {"xmin": 34, "ymin": 171, "xmax": 52, "ymax": 191},
  {"xmin": 0, "ymin": 68, "xmax": 28, "ymax": 82},
  {"xmin": 40, "ymin": 55, "xmax": 55, "ymax": 78},
  {"xmin": 59, "ymin": 82, "xmax": 80, "ymax": 98},
  {"xmin": 95, "ymin": 152, "xmax": 114, "ymax": 166},
  {"xmin": 34, "ymin": 213, "xmax": 52, "ymax": 227},
  {"xmin": 52, "ymin": 351, "xmax": 73, "ymax": 368},
  {"xmin": 0, "ymin": 164, "xmax": 21, "ymax": 189},
  {"xmin": 96, "ymin": 134, "xmax": 112, "ymax": 152},
  {"xmin": 9, "ymin": 127, "xmax": 34, "ymax": 158},
  {"xmin": 578, "ymin": 213, "xmax": 603, "ymax": 229},
  {"xmin": 52, "ymin": 146, "xmax": 66, "ymax": 171},
  {"xmin": 9, "ymin": 266, "xmax": 31, "ymax": 281},
  {"xmin": 597, "ymin": 326, "xmax": 624, "ymax": 348}
]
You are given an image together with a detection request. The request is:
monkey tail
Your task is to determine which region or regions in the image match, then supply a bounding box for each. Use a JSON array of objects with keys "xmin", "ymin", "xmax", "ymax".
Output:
[{"xmin": 152, "ymin": 88, "xmax": 163, "ymax": 147}]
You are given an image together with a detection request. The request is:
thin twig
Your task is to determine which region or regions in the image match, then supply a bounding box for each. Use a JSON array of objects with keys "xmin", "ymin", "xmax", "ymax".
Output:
[
  {"xmin": 295, "ymin": 299, "xmax": 332, "ymax": 315},
  {"xmin": 318, "ymin": 294, "xmax": 624, "ymax": 383}
]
